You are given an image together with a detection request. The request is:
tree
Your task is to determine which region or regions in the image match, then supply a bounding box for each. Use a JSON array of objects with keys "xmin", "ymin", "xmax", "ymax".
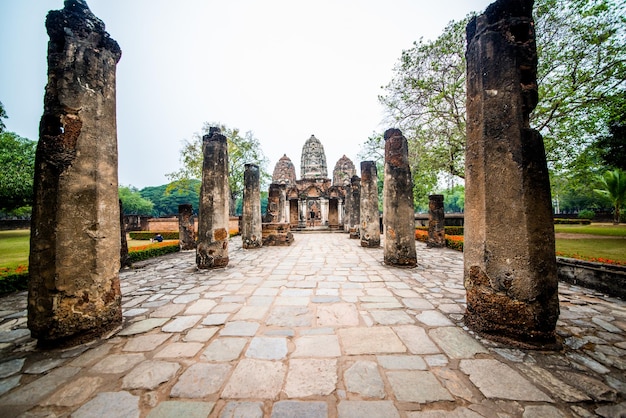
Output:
[
  {"xmin": 0, "ymin": 131, "xmax": 36, "ymax": 213},
  {"xmin": 119, "ymin": 186, "xmax": 154, "ymax": 215},
  {"xmin": 378, "ymin": 0, "xmax": 626, "ymax": 186},
  {"xmin": 0, "ymin": 101, "xmax": 7, "ymax": 132},
  {"xmin": 594, "ymin": 92, "xmax": 626, "ymax": 171},
  {"xmin": 167, "ymin": 123, "xmax": 269, "ymax": 215},
  {"xmin": 140, "ymin": 180, "xmax": 201, "ymax": 217},
  {"xmin": 594, "ymin": 169, "xmax": 626, "ymax": 224}
]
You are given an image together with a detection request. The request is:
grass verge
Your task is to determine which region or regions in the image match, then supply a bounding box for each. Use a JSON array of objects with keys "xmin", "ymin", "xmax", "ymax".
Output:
[{"xmin": 554, "ymin": 224, "xmax": 626, "ymax": 237}]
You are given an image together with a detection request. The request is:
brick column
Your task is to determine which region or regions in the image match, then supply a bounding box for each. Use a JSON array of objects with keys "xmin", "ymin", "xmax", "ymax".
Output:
[
  {"xmin": 360, "ymin": 161, "xmax": 380, "ymax": 248},
  {"xmin": 464, "ymin": 0, "xmax": 559, "ymax": 348},
  {"xmin": 242, "ymin": 164, "xmax": 262, "ymax": 249},
  {"xmin": 178, "ymin": 204, "xmax": 196, "ymax": 250},
  {"xmin": 196, "ymin": 127, "xmax": 229, "ymax": 268},
  {"xmin": 28, "ymin": 0, "xmax": 122, "ymax": 347},
  {"xmin": 382, "ymin": 129, "xmax": 417, "ymax": 267},
  {"xmin": 427, "ymin": 195, "xmax": 445, "ymax": 248}
]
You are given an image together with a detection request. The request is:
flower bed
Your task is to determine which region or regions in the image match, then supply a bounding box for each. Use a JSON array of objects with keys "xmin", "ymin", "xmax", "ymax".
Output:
[
  {"xmin": 415, "ymin": 229, "xmax": 464, "ymax": 251},
  {"xmin": 127, "ymin": 241, "xmax": 180, "ymax": 263}
]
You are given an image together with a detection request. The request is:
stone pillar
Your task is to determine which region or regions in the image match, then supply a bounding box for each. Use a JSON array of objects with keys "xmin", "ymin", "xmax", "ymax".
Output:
[
  {"xmin": 277, "ymin": 184, "xmax": 287, "ymax": 223},
  {"xmin": 196, "ymin": 127, "xmax": 229, "ymax": 269},
  {"xmin": 266, "ymin": 184, "xmax": 281, "ymax": 223},
  {"xmin": 382, "ymin": 128, "xmax": 417, "ymax": 267},
  {"xmin": 427, "ymin": 194, "xmax": 445, "ymax": 248},
  {"xmin": 178, "ymin": 204, "xmax": 196, "ymax": 250},
  {"xmin": 343, "ymin": 186, "xmax": 352, "ymax": 233},
  {"xmin": 349, "ymin": 175, "xmax": 361, "ymax": 239},
  {"xmin": 338, "ymin": 199, "xmax": 344, "ymax": 225},
  {"xmin": 464, "ymin": 0, "xmax": 559, "ymax": 348},
  {"xmin": 28, "ymin": 0, "xmax": 122, "ymax": 347},
  {"xmin": 242, "ymin": 164, "xmax": 262, "ymax": 249},
  {"xmin": 360, "ymin": 161, "xmax": 380, "ymax": 247},
  {"xmin": 298, "ymin": 199, "xmax": 307, "ymax": 228}
]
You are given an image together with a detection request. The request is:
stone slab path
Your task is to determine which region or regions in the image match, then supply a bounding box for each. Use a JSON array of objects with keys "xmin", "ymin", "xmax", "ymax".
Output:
[{"xmin": 0, "ymin": 234, "xmax": 625, "ymax": 417}]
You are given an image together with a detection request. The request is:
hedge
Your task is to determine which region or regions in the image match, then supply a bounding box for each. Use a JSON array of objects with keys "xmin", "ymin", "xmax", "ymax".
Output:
[
  {"xmin": 0, "ymin": 271, "xmax": 29, "ymax": 295},
  {"xmin": 415, "ymin": 229, "xmax": 464, "ymax": 252},
  {"xmin": 554, "ymin": 219, "xmax": 592, "ymax": 225},
  {"xmin": 127, "ymin": 242, "xmax": 180, "ymax": 263},
  {"xmin": 129, "ymin": 231, "xmax": 179, "ymax": 240},
  {"xmin": 415, "ymin": 226, "xmax": 464, "ymax": 235}
]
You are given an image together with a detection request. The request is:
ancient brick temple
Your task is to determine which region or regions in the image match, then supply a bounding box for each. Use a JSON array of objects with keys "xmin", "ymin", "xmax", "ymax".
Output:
[
  {"xmin": 28, "ymin": 0, "xmax": 122, "ymax": 346},
  {"xmin": 270, "ymin": 135, "xmax": 357, "ymax": 230},
  {"xmin": 464, "ymin": 0, "xmax": 560, "ymax": 347}
]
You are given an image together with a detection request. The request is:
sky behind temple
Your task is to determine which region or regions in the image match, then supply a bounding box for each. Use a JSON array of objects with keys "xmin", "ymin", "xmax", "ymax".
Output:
[{"xmin": 0, "ymin": 0, "xmax": 493, "ymax": 189}]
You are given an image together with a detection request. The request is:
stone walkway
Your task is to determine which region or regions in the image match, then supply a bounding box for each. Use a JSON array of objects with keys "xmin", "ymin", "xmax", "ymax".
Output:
[{"xmin": 0, "ymin": 234, "xmax": 624, "ymax": 417}]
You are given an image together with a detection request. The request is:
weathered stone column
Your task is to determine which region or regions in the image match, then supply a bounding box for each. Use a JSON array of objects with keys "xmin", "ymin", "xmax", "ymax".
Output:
[
  {"xmin": 196, "ymin": 127, "xmax": 229, "ymax": 268},
  {"xmin": 349, "ymin": 175, "xmax": 361, "ymax": 239},
  {"xmin": 266, "ymin": 184, "xmax": 281, "ymax": 223},
  {"xmin": 178, "ymin": 204, "xmax": 196, "ymax": 250},
  {"xmin": 464, "ymin": 0, "xmax": 559, "ymax": 348},
  {"xmin": 242, "ymin": 164, "xmax": 262, "ymax": 249},
  {"xmin": 427, "ymin": 194, "xmax": 445, "ymax": 248},
  {"xmin": 120, "ymin": 200, "xmax": 130, "ymax": 268},
  {"xmin": 343, "ymin": 186, "xmax": 352, "ymax": 233},
  {"xmin": 383, "ymin": 129, "xmax": 417, "ymax": 267},
  {"xmin": 277, "ymin": 184, "xmax": 287, "ymax": 223},
  {"xmin": 360, "ymin": 161, "xmax": 380, "ymax": 247},
  {"xmin": 28, "ymin": 0, "xmax": 122, "ymax": 347}
]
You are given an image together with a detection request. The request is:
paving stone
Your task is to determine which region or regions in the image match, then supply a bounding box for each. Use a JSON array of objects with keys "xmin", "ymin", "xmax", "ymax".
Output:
[
  {"xmin": 123, "ymin": 333, "xmax": 171, "ymax": 352},
  {"xmin": 247, "ymin": 296, "xmax": 275, "ymax": 306},
  {"xmin": 90, "ymin": 353, "xmax": 145, "ymax": 374},
  {"xmin": 432, "ymin": 368, "xmax": 481, "ymax": 403},
  {"xmin": 293, "ymin": 335, "xmax": 341, "ymax": 357},
  {"xmin": 285, "ymin": 358, "xmax": 337, "ymax": 397},
  {"xmin": 219, "ymin": 401, "xmax": 264, "ymax": 418},
  {"xmin": 595, "ymin": 402, "xmax": 626, "ymax": 418},
  {"xmin": 338, "ymin": 401, "xmax": 400, "ymax": 418},
  {"xmin": 221, "ymin": 359, "xmax": 286, "ymax": 398},
  {"xmin": 150, "ymin": 304, "xmax": 185, "ymax": 318},
  {"xmin": 154, "ymin": 342, "xmax": 203, "ymax": 358},
  {"xmin": 0, "ymin": 328, "xmax": 30, "ymax": 343},
  {"xmin": 184, "ymin": 327, "xmax": 218, "ymax": 342},
  {"xmin": 522, "ymin": 405, "xmax": 566, "ymax": 418},
  {"xmin": 184, "ymin": 299, "xmax": 217, "ymax": 314},
  {"xmin": 267, "ymin": 306, "xmax": 313, "ymax": 327},
  {"xmin": 338, "ymin": 327, "xmax": 406, "ymax": 355},
  {"xmin": 122, "ymin": 360, "xmax": 180, "ymax": 390},
  {"xmin": 220, "ymin": 321, "xmax": 260, "ymax": 336},
  {"xmin": 377, "ymin": 355, "xmax": 427, "ymax": 370},
  {"xmin": 316, "ymin": 303, "xmax": 359, "ymax": 326},
  {"xmin": 72, "ymin": 391, "xmax": 140, "ymax": 418},
  {"xmin": 123, "ymin": 308, "xmax": 148, "ymax": 317},
  {"xmin": 271, "ymin": 400, "xmax": 328, "ymax": 418},
  {"xmin": 370, "ymin": 310, "xmax": 415, "ymax": 325},
  {"xmin": 212, "ymin": 303, "xmax": 243, "ymax": 313},
  {"xmin": 0, "ymin": 358, "xmax": 25, "ymax": 378},
  {"xmin": 567, "ymin": 352, "xmax": 611, "ymax": 374},
  {"xmin": 406, "ymin": 407, "xmax": 482, "ymax": 417},
  {"xmin": 118, "ymin": 318, "xmax": 169, "ymax": 336},
  {"xmin": 459, "ymin": 359, "xmax": 552, "ymax": 401},
  {"xmin": 202, "ymin": 338, "xmax": 248, "ymax": 361},
  {"xmin": 424, "ymin": 354, "xmax": 449, "ymax": 367},
  {"xmin": 147, "ymin": 400, "xmax": 215, "ymax": 418},
  {"xmin": 554, "ymin": 370, "xmax": 617, "ymax": 402},
  {"xmin": 172, "ymin": 293, "xmax": 200, "ymax": 304},
  {"xmin": 344, "ymin": 361, "xmax": 385, "ymax": 398},
  {"xmin": 0, "ymin": 375, "xmax": 21, "ymax": 397},
  {"xmin": 171, "ymin": 363, "xmax": 231, "ymax": 398},
  {"xmin": 0, "ymin": 366, "xmax": 79, "ymax": 405},
  {"xmin": 68, "ymin": 343, "xmax": 113, "ymax": 367},
  {"xmin": 41, "ymin": 376, "xmax": 103, "ymax": 407},
  {"xmin": 517, "ymin": 364, "xmax": 591, "ymax": 402},
  {"xmin": 162, "ymin": 315, "xmax": 202, "ymax": 333},
  {"xmin": 393, "ymin": 325, "xmax": 440, "ymax": 354},
  {"xmin": 245, "ymin": 337, "xmax": 288, "ymax": 360},
  {"xmin": 416, "ymin": 310, "xmax": 454, "ymax": 326},
  {"xmin": 202, "ymin": 313, "xmax": 230, "ymax": 325},
  {"xmin": 23, "ymin": 357, "xmax": 66, "ymax": 374},
  {"xmin": 386, "ymin": 370, "xmax": 453, "ymax": 403},
  {"xmin": 428, "ymin": 327, "xmax": 488, "ymax": 359}
]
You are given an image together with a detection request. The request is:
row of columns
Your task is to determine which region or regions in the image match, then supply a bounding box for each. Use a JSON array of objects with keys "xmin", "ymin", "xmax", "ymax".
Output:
[{"xmin": 28, "ymin": 0, "xmax": 559, "ymax": 349}]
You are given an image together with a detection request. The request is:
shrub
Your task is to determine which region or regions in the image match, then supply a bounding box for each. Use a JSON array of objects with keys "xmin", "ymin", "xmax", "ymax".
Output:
[
  {"xmin": 577, "ymin": 210, "xmax": 595, "ymax": 220},
  {"xmin": 445, "ymin": 235, "xmax": 464, "ymax": 251},
  {"xmin": 129, "ymin": 231, "xmax": 179, "ymax": 240},
  {"xmin": 415, "ymin": 226, "xmax": 464, "ymax": 235},
  {"xmin": 127, "ymin": 241, "xmax": 180, "ymax": 263},
  {"xmin": 0, "ymin": 265, "xmax": 29, "ymax": 295}
]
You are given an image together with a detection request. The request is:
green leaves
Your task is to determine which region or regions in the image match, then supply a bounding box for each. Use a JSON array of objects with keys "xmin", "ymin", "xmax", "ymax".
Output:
[
  {"xmin": 594, "ymin": 169, "xmax": 626, "ymax": 223},
  {"xmin": 118, "ymin": 186, "xmax": 154, "ymax": 215},
  {"xmin": 0, "ymin": 131, "xmax": 36, "ymax": 213}
]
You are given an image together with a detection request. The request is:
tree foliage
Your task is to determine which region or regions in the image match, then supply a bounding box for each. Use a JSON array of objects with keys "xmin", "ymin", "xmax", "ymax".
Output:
[
  {"xmin": 0, "ymin": 131, "xmax": 36, "ymax": 213},
  {"xmin": 140, "ymin": 180, "xmax": 201, "ymax": 217},
  {"xmin": 377, "ymin": 0, "xmax": 626, "ymax": 200},
  {"xmin": 167, "ymin": 123, "xmax": 269, "ymax": 215},
  {"xmin": 594, "ymin": 169, "xmax": 626, "ymax": 224},
  {"xmin": 119, "ymin": 186, "xmax": 154, "ymax": 215}
]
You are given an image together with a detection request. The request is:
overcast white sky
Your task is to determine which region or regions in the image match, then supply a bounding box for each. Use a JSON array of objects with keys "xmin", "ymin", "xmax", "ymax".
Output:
[{"xmin": 0, "ymin": 0, "xmax": 493, "ymax": 189}]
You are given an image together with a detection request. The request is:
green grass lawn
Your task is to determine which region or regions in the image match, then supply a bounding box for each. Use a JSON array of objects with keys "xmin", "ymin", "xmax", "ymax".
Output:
[
  {"xmin": 554, "ymin": 223, "xmax": 626, "ymax": 237},
  {"xmin": 556, "ymin": 238, "xmax": 626, "ymax": 264},
  {"xmin": 0, "ymin": 230, "xmax": 30, "ymax": 270}
]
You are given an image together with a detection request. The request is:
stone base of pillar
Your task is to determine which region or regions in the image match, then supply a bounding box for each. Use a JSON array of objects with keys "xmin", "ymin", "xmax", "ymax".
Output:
[
  {"xmin": 360, "ymin": 236, "xmax": 380, "ymax": 248},
  {"xmin": 349, "ymin": 227, "xmax": 359, "ymax": 239},
  {"xmin": 242, "ymin": 237, "xmax": 262, "ymax": 249},
  {"xmin": 464, "ymin": 266, "xmax": 561, "ymax": 350},
  {"xmin": 426, "ymin": 233, "xmax": 445, "ymax": 248},
  {"xmin": 262, "ymin": 223, "xmax": 294, "ymax": 246},
  {"xmin": 196, "ymin": 241, "xmax": 229, "ymax": 269}
]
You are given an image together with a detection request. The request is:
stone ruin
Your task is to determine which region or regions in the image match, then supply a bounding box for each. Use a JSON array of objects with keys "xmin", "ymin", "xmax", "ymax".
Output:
[
  {"xmin": 242, "ymin": 164, "xmax": 263, "ymax": 249},
  {"xmin": 196, "ymin": 128, "xmax": 230, "ymax": 268},
  {"xmin": 28, "ymin": 0, "xmax": 123, "ymax": 346},
  {"xmin": 359, "ymin": 161, "xmax": 380, "ymax": 248},
  {"xmin": 464, "ymin": 0, "xmax": 560, "ymax": 348},
  {"xmin": 427, "ymin": 194, "xmax": 445, "ymax": 248},
  {"xmin": 348, "ymin": 175, "xmax": 361, "ymax": 239},
  {"xmin": 178, "ymin": 204, "xmax": 196, "ymax": 250}
]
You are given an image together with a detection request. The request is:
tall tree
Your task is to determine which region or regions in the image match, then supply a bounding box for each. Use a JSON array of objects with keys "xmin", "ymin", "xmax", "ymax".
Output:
[
  {"xmin": 118, "ymin": 186, "xmax": 154, "ymax": 215},
  {"xmin": 0, "ymin": 131, "xmax": 36, "ymax": 213},
  {"xmin": 0, "ymin": 101, "xmax": 7, "ymax": 132},
  {"xmin": 378, "ymin": 0, "xmax": 626, "ymax": 186},
  {"xmin": 167, "ymin": 123, "xmax": 269, "ymax": 215}
]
